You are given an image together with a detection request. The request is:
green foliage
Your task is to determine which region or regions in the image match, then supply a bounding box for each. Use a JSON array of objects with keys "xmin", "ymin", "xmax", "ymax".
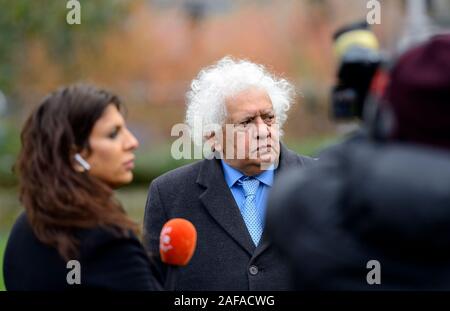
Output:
[
  {"xmin": 285, "ymin": 135, "xmax": 339, "ymax": 157},
  {"xmin": 0, "ymin": 234, "xmax": 7, "ymax": 291},
  {"xmin": 0, "ymin": 0, "xmax": 134, "ymax": 92},
  {"xmin": 132, "ymin": 145, "xmax": 195, "ymax": 186},
  {"xmin": 0, "ymin": 120, "xmax": 20, "ymax": 187}
]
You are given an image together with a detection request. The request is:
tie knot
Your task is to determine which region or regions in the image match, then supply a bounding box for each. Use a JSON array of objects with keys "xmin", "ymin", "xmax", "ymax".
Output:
[{"xmin": 240, "ymin": 177, "xmax": 260, "ymax": 197}]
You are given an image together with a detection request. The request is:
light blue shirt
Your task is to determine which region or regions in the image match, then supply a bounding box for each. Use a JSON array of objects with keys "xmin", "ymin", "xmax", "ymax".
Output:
[{"xmin": 221, "ymin": 160, "xmax": 274, "ymax": 227}]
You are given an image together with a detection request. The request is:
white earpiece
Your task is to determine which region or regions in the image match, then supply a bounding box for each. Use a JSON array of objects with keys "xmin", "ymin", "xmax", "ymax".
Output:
[{"xmin": 74, "ymin": 153, "xmax": 91, "ymax": 171}]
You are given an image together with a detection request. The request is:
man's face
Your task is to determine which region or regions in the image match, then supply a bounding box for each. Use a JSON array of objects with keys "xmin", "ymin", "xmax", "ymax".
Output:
[{"xmin": 219, "ymin": 87, "xmax": 280, "ymax": 175}]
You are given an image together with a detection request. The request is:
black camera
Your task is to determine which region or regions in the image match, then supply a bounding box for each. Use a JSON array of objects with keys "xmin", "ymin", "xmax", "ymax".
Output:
[{"xmin": 331, "ymin": 21, "xmax": 383, "ymax": 120}]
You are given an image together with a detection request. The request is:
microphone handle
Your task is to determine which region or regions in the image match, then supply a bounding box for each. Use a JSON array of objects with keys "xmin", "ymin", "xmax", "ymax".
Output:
[{"xmin": 165, "ymin": 266, "xmax": 178, "ymax": 291}]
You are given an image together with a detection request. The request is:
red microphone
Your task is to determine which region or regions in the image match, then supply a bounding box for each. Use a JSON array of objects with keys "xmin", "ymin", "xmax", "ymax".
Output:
[{"xmin": 159, "ymin": 218, "xmax": 197, "ymax": 266}]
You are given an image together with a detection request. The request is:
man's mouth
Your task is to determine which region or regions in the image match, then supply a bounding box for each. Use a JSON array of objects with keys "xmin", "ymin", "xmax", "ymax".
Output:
[{"xmin": 254, "ymin": 144, "xmax": 272, "ymax": 153}]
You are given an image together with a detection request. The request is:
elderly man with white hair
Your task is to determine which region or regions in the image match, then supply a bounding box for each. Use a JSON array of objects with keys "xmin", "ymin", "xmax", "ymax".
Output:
[{"xmin": 143, "ymin": 57, "xmax": 314, "ymax": 290}]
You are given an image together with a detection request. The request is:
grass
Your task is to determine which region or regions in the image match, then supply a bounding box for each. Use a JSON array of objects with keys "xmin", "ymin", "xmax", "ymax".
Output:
[
  {"xmin": 0, "ymin": 234, "xmax": 6, "ymax": 291},
  {"xmin": 0, "ymin": 185, "xmax": 20, "ymax": 292},
  {"xmin": 285, "ymin": 135, "xmax": 339, "ymax": 157}
]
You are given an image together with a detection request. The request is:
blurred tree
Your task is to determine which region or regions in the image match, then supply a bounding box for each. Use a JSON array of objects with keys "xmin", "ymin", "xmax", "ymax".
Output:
[{"xmin": 0, "ymin": 0, "xmax": 134, "ymax": 93}]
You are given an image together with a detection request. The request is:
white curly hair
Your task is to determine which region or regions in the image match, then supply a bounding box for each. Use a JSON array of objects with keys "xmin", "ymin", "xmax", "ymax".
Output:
[{"xmin": 185, "ymin": 56, "xmax": 296, "ymax": 145}]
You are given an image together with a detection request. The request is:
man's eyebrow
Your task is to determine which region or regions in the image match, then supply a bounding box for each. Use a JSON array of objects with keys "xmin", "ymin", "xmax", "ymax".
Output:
[
  {"xmin": 239, "ymin": 115, "xmax": 255, "ymax": 122},
  {"xmin": 260, "ymin": 109, "xmax": 275, "ymax": 114},
  {"xmin": 238, "ymin": 110, "xmax": 274, "ymax": 122}
]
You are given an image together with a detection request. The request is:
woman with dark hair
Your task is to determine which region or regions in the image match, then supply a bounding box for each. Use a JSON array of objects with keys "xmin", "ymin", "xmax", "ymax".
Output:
[{"xmin": 3, "ymin": 84, "xmax": 161, "ymax": 290}]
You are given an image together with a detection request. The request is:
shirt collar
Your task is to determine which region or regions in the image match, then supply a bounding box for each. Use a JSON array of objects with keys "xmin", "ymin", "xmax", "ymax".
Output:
[
  {"xmin": 255, "ymin": 165, "xmax": 274, "ymax": 187},
  {"xmin": 221, "ymin": 160, "xmax": 274, "ymax": 188},
  {"xmin": 221, "ymin": 160, "xmax": 244, "ymax": 188}
]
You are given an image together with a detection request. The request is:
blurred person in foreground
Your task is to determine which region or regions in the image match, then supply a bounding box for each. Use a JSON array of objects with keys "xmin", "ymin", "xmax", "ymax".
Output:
[
  {"xmin": 144, "ymin": 57, "xmax": 314, "ymax": 290},
  {"xmin": 266, "ymin": 34, "xmax": 450, "ymax": 290},
  {"xmin": 3, "ymin": 84, "xmax": 161, "ymax": 290}
]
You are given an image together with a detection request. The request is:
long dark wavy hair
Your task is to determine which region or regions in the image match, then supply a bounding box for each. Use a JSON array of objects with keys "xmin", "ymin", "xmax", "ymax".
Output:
[{"xmin": 15, "ymin": 84, "xmax": 139, "ymax": 260}]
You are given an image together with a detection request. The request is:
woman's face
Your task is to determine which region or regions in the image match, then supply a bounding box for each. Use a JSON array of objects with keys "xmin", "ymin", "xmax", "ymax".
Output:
[{"xmin": 81, "ymin": 105, "xmax": 139, "ymax": 188}]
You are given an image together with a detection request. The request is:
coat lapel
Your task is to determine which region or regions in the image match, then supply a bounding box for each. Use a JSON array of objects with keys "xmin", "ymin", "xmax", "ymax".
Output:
[{"xmin": 197, "ymin": 158, "xmax": 256, "ymax": 256}]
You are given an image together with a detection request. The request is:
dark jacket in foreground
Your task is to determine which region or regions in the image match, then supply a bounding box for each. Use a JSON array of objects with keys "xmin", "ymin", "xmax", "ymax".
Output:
[
  {"xmin": 143, "ymin": 144, "xmax": 314, "ymax": 290},
  {"xmin": 4, "ymin": 213, "xmax": 161, "ymax": 290},
  {"xmin": 267, "ymin": 140, "xmax": 450, "ymax": 290}
]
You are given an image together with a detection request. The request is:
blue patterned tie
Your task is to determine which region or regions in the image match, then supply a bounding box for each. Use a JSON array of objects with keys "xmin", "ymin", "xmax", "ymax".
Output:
[{"xmin": 240, "ymin": 177, "xmax": 263, "ymax": 246}]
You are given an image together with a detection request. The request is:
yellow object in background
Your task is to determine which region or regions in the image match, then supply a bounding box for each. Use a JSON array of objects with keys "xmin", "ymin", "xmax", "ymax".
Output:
[{"xmin": 334, "ymin": 29, "xmax": 379, "ymax": 58}]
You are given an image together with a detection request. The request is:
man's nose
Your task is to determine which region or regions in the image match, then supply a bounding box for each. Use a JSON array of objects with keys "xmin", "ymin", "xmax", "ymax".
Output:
[{"xmin": 254, "ymin": 117, "xmax": 271, "ymax": 140}]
